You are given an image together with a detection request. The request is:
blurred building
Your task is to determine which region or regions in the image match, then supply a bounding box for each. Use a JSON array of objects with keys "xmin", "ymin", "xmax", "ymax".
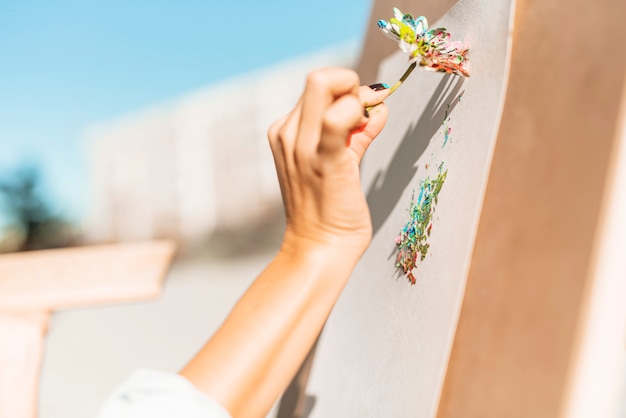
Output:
[{"xmin": 83, "ymin": 44, "xmax": 358, "ymax": 247}]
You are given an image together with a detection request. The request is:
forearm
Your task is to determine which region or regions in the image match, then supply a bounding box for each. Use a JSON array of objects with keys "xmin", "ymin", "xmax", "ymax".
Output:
[
  {"xmin": 180, "ymin": 69, "xmax": 389, "ymax": 417},
  {"xmin": 180, "ymin": 239, "xmax": 360, "ymax": 418}
]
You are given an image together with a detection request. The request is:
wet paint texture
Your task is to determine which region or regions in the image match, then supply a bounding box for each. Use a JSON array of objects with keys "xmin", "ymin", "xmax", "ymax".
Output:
[
  {"xmin": 395, "ymin": 167, "xmax": 448, "ymax": 284},
  {"xmin": 377, "ymin": 7, "xmax": 470, "ymax": 77}
]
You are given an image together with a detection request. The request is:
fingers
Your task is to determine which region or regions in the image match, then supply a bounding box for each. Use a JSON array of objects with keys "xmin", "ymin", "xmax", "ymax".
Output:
[
  {"xmin": 313, "ymin": 81, "xmax": 391, "ymax": 158},
  {"xmin": 359, "ymin": 84, "xmax": 391, "ymax": 110},
  {"xmin": 267, "ymin": 113, "xmax": 292, "ymax": 214},
  {"xmin": 268, "ymin": 99, "xmax": 303, "ymax": 217},
  {"xmin": 361, "ymin": 102, "xmax": 389, "ymax": 139},
  {"xmin": 296, "ymin": 68, "xmax": 360, "ymax": 157},
  {"xmin": 269, "ymin": 98, "xmax": 302, "ymax": 154},
  {"xmin": 319, "ymin": 94, "xmax": 364, "ymax": 156},
  {"xmin": 348, "ymin": 102, "xmax": 389, "ymax": 160},
  {"xmin": 270, "ymin": 68, "xmax": 391, "ymax": 171}
]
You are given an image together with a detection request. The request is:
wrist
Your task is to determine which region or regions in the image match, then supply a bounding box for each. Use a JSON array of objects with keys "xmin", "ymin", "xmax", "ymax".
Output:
[
  {"xmin": 278, "ymin": 230, "xmax": 365, "ymax": 283},
  {"xmin": 281, "ymin": 222, "xmax": 371, "ymax": 258}
]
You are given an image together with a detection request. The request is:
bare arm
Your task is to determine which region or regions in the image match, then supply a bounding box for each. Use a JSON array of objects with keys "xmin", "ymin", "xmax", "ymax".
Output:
[{"xmin": 180, "ymin": 68, "xmax": 390, "ymax": 418}]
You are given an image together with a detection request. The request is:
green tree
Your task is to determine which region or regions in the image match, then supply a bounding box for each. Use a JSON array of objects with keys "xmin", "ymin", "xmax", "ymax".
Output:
[{"xmin": 0, "ymin": 164, "xmax": 76, "ymax": 252}]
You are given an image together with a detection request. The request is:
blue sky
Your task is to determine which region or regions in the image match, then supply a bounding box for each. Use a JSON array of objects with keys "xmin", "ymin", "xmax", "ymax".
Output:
[{"xmin": 0, "ymin": 0, "xmax": 371, "ymax": 226}]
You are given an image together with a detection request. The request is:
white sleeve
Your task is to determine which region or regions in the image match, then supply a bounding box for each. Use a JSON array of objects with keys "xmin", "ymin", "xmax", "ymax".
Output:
[{"xmin": 95, "ymin": 369, "xmax": 232, "ymax": 418}]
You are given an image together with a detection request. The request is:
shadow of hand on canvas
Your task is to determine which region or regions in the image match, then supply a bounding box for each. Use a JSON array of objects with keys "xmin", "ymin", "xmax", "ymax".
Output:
[{"xmin": 367, "ymin": 74, "xmax": 465, "ymax": 236}]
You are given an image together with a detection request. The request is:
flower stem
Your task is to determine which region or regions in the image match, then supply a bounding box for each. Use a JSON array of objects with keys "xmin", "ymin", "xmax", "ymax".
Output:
[{"xmin": 366, "ymin": 61, "xmax": 417, "ymax": 112}]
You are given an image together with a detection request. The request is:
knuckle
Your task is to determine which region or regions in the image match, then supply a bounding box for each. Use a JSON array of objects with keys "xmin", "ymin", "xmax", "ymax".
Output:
[
  {"xmin": 292, "ymin": 147, "xmax": 305, "ymax": 172},
  {"xmin": 345, "ymin": 69, "xmax": 360, "ymax": 86},
  {"xmin": 306, "ymin": 70, "xmax": 327, "ymax": 90},
  {"xmin": 323, "ymin": 96, "xmax": 362, "ymax": 133},
  {"xmin": 277, "ymin": 125, "xmax": 290, "ymax": 143},
  {"xmin": 323, "ymin": 113, "xmax": 346, "ymax": 135},
  {"xmin": 267, "ymin": 120, "xmax": 280, "ymax": 142},
  {"xmin": 345, "ymin": 95, "xmax": 362, "ymax": 112},
  {"xmin": 268, "ymin": 114, "xmax": 288, "ymax": 140}
]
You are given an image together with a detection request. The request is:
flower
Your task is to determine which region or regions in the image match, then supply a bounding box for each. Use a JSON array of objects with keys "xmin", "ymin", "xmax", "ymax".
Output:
[{"xmin": 377, "ymin": 8, "xmax": 470, "ymax": 77}]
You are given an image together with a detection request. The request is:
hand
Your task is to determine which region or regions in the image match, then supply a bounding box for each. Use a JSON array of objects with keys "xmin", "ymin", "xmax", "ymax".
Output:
[
  {"xmin": 179, "ymin": 70, "xmax": 389, "ymax": 415},
  {"xmin": 268, "ymin": 68, "xmax": 389, "ymax": 260}
]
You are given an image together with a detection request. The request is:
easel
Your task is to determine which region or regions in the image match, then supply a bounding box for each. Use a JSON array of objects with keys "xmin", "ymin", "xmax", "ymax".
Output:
[
  {"xmin": 278, "ymin": 0, "xmax": 626, "ymax": 416},
  {"xmin": 436, "ymin": 0, "xmax": 626, "ymax": 413},
  {"xmin": 0, "ymin": 241, "xmax": 175, "ymax": 418}
]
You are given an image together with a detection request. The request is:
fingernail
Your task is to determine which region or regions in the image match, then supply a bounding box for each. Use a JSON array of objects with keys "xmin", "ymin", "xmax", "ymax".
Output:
[
  {"xmin": 369, "ymin": 83, "xmax": 390, "ymax": 91},
  {"xmin": 363, "ymin": 108, "xmax": 370, "ymax": 118}
]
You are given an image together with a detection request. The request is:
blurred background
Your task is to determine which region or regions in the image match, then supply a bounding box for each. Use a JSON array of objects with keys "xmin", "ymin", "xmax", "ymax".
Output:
[
  {"xmin": 0, "ymin": 1, "xmax": 372, "ymax": 416},
  {"xmin": 0, "ymin": 0, "xmax": 372, "ymax": 253}
]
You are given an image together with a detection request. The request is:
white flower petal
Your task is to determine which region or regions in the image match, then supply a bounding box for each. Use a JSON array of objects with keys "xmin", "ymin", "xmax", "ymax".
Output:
[{"xmin": 393, "ymin": 7, "xmax": 404, "ymax": 21}]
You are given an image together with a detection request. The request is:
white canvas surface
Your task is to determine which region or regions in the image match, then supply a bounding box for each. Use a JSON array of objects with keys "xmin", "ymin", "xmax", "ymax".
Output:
[{"xmin": 307, "ymin": 0, "xmax": 514, "ymax": 416}]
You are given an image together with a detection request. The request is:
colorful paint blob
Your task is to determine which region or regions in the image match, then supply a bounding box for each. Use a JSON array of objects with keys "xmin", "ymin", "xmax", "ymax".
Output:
[
  {"xmin": 377, "ymin": 7, "xmax": 470, "ymax": 77},
  {"xmin": 395, "ymin": 167, "xmax": 448, "ymax": 284}
]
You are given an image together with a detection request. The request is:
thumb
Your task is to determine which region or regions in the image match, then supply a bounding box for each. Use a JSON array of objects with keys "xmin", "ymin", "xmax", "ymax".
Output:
[{"xmin": 348, "ymin": 102, "xmax": 389, "ymax": 160}]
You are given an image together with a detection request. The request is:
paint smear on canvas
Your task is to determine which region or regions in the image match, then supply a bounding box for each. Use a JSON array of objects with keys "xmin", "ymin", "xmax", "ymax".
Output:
[{"xmin": 395, "ymin": 166, "xmax": 448, "ymax": 284}]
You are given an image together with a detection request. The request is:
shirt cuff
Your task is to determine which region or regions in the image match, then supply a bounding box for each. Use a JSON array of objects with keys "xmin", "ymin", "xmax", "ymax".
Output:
[{"xmin": 95, "ymin": 369, "xmax": 232, "ymax": 418}]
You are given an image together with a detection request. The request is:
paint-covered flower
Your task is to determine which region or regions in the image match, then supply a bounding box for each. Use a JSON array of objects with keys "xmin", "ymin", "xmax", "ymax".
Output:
[
  {"xmin": 377, "ymin": 8, "xmax": 470, "ymax": 77},
  {"xmin": 377, "ymin": 8, "xmax": 428, "ymax": 56}
]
